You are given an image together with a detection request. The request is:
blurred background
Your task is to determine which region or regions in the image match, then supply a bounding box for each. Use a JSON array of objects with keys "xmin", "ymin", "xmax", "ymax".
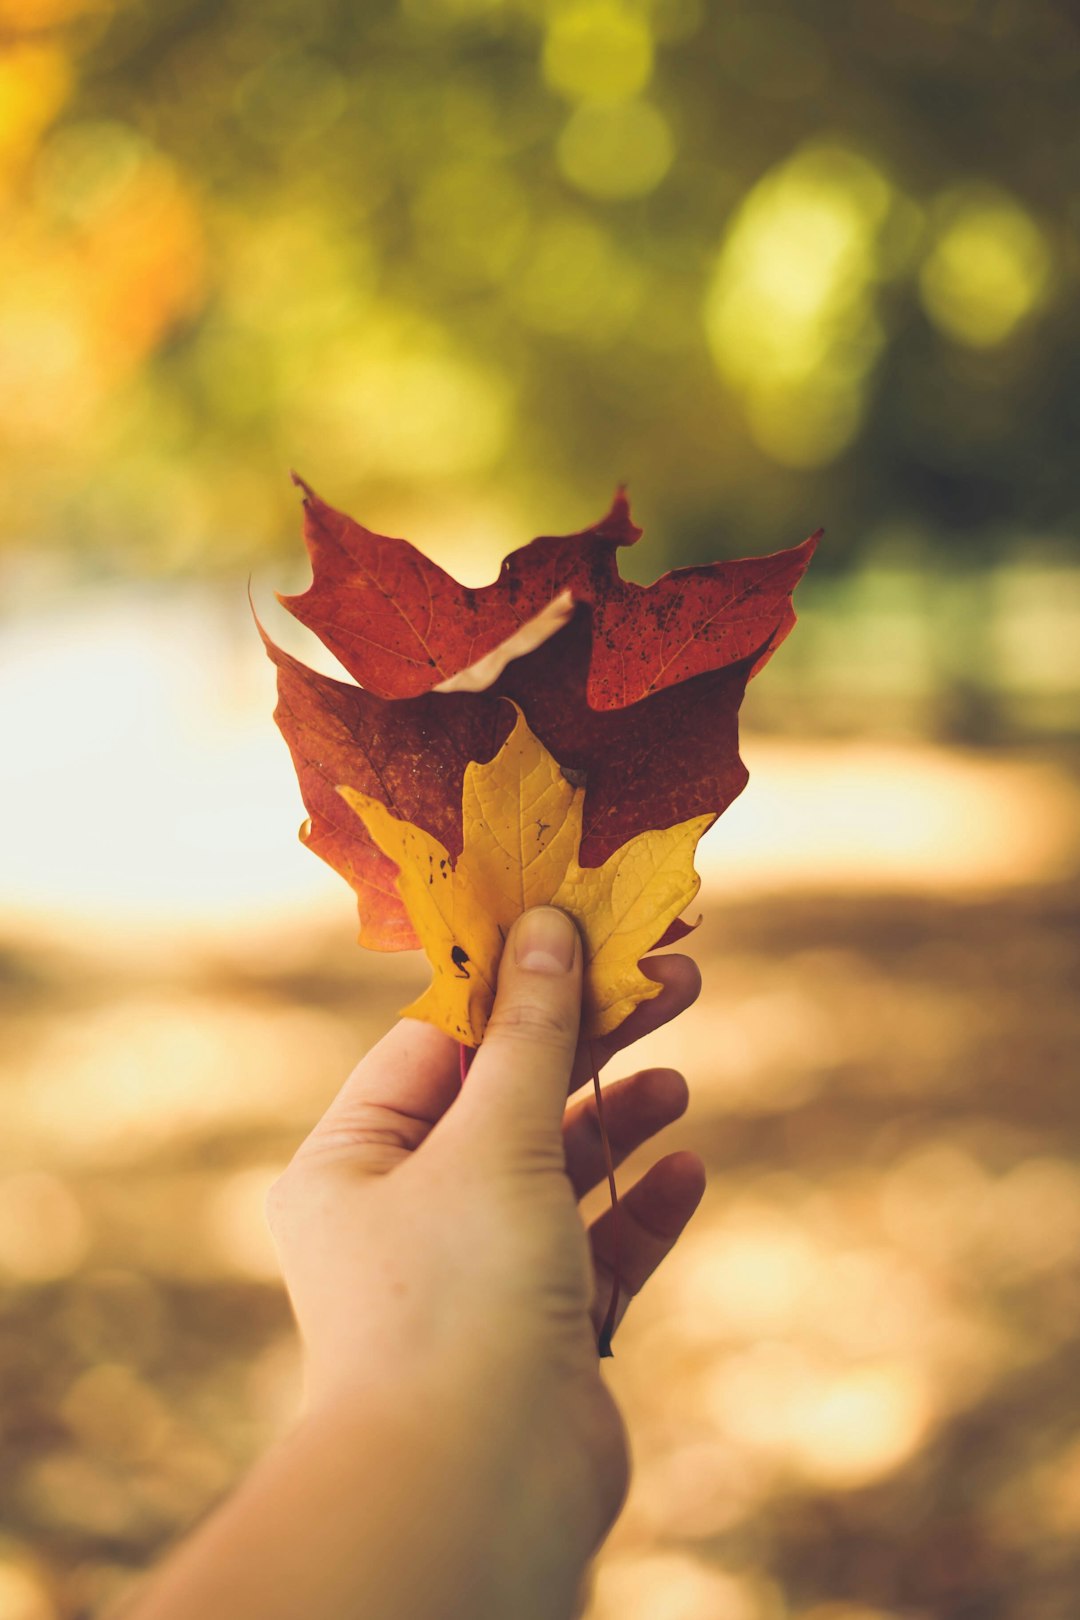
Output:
[{"xmin": 2, "ymin": 0, "xmax": 1080, "ymax": 1617}]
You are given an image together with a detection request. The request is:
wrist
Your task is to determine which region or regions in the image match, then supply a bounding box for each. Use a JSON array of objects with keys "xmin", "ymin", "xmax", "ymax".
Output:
[{"xmin": 299, "ymin": 1363, "xmax": 598, "ymax": 1620}]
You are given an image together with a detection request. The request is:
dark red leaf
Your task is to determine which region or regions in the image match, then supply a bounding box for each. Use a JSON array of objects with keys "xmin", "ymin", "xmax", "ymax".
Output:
[
  {"xmin": 260, "ymin": 622, "xmax": 510, "ymax": 950},
  {"xmin": 280, "ymin": 475, "xmax": 819, "ymax": 707},
  {"xmin": 494, "ymin": 610, "xmax": 753, "ymax": 864}
]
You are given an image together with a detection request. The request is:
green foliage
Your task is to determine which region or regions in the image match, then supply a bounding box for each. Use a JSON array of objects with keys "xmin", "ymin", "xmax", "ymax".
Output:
[{"xmin": 3, "ymin": 0, "xmax": 1079, "ymax": 576}]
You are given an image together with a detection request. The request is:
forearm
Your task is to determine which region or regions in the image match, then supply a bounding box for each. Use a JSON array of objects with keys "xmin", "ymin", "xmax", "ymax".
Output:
[{"xmin": 125, "ymin": 1382, "xmax": 591, "ymax": 1620}]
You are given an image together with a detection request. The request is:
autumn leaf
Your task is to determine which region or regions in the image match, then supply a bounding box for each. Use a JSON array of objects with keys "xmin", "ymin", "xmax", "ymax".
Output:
[
  {"xmin": 339, "ymin": 706, "xmax": 711, "ymax": 1046},
  {"xmin": 280, "ymin": 475, "xmax": 819, "ymax": 705},
  {"xmin": 261, "ymin": 606, "xmax": 754, "ymax": 950},
  {"xmin": 259, "ymin": 620, "xmax": 507, "ymax": 949}
]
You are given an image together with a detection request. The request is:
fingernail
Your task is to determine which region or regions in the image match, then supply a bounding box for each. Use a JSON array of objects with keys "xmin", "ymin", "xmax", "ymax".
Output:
[{"xmin": 514, "ymin": 907, "xmax": 577, "ymax": 974}]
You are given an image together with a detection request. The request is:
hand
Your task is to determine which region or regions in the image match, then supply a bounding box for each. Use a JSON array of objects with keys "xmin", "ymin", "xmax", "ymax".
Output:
[{"xmin": 265, "ymin": 906, "xmax": 706, "ymax": 1612}]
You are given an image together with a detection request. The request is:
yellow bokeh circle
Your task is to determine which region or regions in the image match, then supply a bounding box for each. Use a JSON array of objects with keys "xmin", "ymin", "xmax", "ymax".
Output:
[
  {"xmin": 919, "ymin": 186, "xmax": 1052, "ymax": 347},
  {"xmin": 556, "ymin": 98, "xmax": 674, "ymax": 199},
  {"xmin": 542, "ymin": 2, "xmax": 654, "ymax": 103}
]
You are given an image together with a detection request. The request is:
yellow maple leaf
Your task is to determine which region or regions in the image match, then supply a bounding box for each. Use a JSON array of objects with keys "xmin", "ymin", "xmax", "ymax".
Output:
[{"xmin": 337, "ymin": 705, "xmax": 711, "ymax": 1046}]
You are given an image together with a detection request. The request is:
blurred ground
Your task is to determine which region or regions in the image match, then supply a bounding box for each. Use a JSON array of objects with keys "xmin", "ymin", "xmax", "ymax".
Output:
[
  {"xmin": 2, "ymin": 847, "xmax": 1080, "ymax": 1620},
  {"xmin": 3, "ymin": 563, "xmax": 1080, "ymax": 1620}
]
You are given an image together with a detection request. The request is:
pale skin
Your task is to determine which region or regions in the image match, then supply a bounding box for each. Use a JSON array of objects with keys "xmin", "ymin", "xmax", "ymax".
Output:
[{"xmin": 126, "ymin": 907, "xmax": 706, "ymax": 1620}]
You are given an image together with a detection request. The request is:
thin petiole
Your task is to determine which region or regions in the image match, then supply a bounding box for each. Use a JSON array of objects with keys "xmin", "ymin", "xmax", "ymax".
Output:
[{"xmin": 590, "ymin": 1040, "xmax": 620, "ymax": 1358}]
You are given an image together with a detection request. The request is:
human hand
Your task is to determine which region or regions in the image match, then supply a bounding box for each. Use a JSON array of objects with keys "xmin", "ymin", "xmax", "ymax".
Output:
[{"xmin": 266, "ymin": 906, "xmax": 706, "ymax": 1607}]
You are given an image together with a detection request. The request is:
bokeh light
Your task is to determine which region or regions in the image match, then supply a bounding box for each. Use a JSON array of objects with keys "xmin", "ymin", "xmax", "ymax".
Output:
[
  {"xmin": 505, "ymin": 212, "xmax": 644, "ymax": 340},
  {"xmin": 918, "ymin": 185, "xmax": 1053, "ymax": 346},
  {"xmin": 591, "ymin": 1550, "xmax": 779, "ymax": 1620},
  {"xmin": 556, "ymin": 97, "xmax": 674, "ymax": 199},
  {"xmin": 295, "ymin": 322, "xmax": 514, "ymax": 482},
  {"xmin": 705, "ymin": 143, "xmax": 894, "ymax": 466},
  {"xmin": 0, "ymin": 1173, "xmax": 89, "ymax": 1282},
  {"xmin": 542, "ymin": 2, "xmax": 654, "ymax": 103},
  {"xmin": 0, "ymin": 42, "xmax": 70, "ymax": 174},
  {"xmin": 0, "ymin": 1560, "xmax": 54, "ymax": 1620},
  {"xmin": 411, "ymin": 159, "xmax": 530, "ymax": 286}
]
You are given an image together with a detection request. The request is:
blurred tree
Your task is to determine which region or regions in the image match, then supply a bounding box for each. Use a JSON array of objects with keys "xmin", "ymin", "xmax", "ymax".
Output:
[{"xmin": 0, "ymin": 0, "xmax": 1078, "ymax": 578}]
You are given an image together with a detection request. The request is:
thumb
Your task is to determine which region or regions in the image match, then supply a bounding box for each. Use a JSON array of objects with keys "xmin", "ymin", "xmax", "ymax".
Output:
[{"xmin": 450, "ymin": 906, "xmax": 582, "ymax": 1156}]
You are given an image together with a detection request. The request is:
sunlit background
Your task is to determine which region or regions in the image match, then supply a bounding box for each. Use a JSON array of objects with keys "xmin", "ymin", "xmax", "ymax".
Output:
[{"xmin": 2, "ymin": 1, "xmax": 1080, "ymax": 1617}]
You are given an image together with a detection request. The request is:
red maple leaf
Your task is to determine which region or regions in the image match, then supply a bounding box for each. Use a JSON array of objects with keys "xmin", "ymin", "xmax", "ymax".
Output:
[
  {"xmin": 279, "ymin": 476, "xmax": 819, "ymax": 706},
  {"xmin": 262, "ymin": 628, "xmax": 506, "ymax": 949}
]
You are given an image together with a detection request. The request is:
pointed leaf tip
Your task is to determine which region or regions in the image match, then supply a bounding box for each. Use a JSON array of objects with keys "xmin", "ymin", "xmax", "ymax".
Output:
[
  {"xmin": 289, "ymin": 469, "xmax": 318, "ymax": 505},
  {"xmin": 596, "ymin": 483, "xmax": 642, "ymax": 547}
]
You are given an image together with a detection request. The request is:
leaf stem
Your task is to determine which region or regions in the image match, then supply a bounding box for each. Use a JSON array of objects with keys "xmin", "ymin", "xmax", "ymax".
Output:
[{"xmin": 590, "ymin": 1040, "xmax": 620, "ymax": 1359}]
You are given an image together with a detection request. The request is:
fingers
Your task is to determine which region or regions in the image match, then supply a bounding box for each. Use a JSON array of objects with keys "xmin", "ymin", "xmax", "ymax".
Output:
[
  {"xmin": 588, "ymin": 1150, "xmax": 707, "ymax": 1344},
  {"xmin": 562, "ymin": 1068, "xmax": 689, "ymax": 1200},
  {"xmin": 448, "ymin": 907, "xmax": 583, "ymax": 1159},
  {"xmin": 292, "ymin": 937, "xmax": 698, "ymax": 1178},
  {"xmin": 295, "ymin": 1018, "xmax": 460, "ymax": 1171},
  {"xmin": 568, "ymin": 954, "xmax": 700, "ymax": 1096}
]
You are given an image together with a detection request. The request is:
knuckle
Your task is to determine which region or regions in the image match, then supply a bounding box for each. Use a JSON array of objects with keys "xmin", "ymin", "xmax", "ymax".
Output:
[
  {"xmin": 311, "ymin": 1102, "xmax": 426, "ymax": 1159},
  {"xmin": 487, "ymin": 995, "xmax": 577, "ymax": 1048}
]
